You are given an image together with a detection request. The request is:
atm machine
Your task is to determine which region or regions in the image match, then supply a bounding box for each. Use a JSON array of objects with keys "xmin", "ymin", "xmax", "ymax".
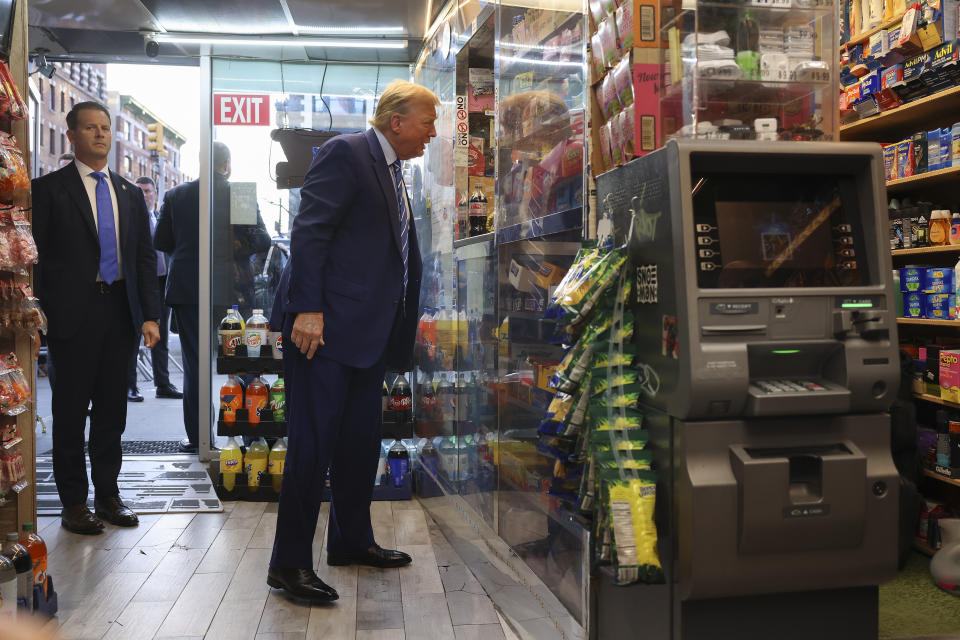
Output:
[{"xmin": 593, "ymin": 141, "xmax": 900, "ymax": 639}]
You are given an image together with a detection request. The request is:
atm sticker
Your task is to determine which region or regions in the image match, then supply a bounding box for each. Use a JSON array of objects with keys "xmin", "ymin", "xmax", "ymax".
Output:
[
  {"xmin": 636, "ymin": 362, "xmax": 661, "ymax": 398},
  {"xmin": 662, "ymin": 315, "xmax": 678, "ymax": 359},
  {"xmin": 628, "ymin": 192, "xmax": 662, "ymax": 244},
  {"xmin": 637, "ymin": 265, "xmax": 658, "ymax": 304}
]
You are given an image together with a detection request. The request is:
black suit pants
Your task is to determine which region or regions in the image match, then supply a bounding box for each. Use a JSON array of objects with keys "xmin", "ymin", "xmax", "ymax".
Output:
[
  {"xmin": 171, "ymin": 303, "xmax": 198, "ymax": 445},
  {"xmin": 48, "ymin": 285, "xmax": 136, "ymax": 506},
  {"xmin": 128, "ymin": 275, "xmax": 171, "ymax": 389}
]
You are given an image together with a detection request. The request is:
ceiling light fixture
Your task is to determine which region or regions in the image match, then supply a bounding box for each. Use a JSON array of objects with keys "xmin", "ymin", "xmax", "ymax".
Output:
[
  {"xmin": 295, "ymin": 25, "xmax": 405, "ymax": 34},
  {"xmin": 150, "ymin": 33, "xmax": 406, "ymax": 49}
]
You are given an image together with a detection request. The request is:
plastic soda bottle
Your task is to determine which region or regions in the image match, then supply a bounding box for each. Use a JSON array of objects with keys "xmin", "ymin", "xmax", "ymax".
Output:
[
  {"xmin": 418, "ymin": 438, "xmax": 439, "ymax": 475},
  {"xmin": 245, "ymin": 438, "xmax": 269, "ymax": 489},
  {"xmin": 270, "ymin": 377, "xmax": 285, "ymax": 422},
  {"xmin": 245, "ymin": 376, "xmax": 269, "ymax": 425},
  {"xmin": 19, "ymin": 523, "xmax": 46, "ymax": 599},
  {"xmin": 0, "ymin": 554, "xmax": 15, "ymax": 620},
  {"xmin": 1, "ymin": 532, "xmax": 30, "ymax": 602},
  {"xmin": 220, "ymin": 437, "xmax": 243, "ymax": 491},
  {"xmin": 220, "ymin": 375, "xmax": 242, "ymax": 425},
  {"xmin": 245, "ymin": 309, "xmax": 269, "ymax": 358},
  {"xmin": 390, "ymin": 374, "xmax": 412, "ymax": 414},
  {"xmin": 387, "ymin": 439, "xmax": 410, "ymax": 487},
  {"xmin": 218, "ymin": 305, "xmax": 244, "ymax": 357},
  {"xmin": 268, "ymin": 438, "xmax": 287, "ymax": 493}
]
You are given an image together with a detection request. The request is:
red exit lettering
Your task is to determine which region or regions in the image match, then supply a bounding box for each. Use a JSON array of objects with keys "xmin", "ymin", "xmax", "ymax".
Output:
[{"xmin": 214, "ymin": 94, "xmax": 270, "ymax": 126}]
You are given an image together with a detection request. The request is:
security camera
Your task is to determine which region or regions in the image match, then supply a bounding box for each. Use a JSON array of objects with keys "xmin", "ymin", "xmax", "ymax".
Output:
[
  {"xmin": 145, "ymin": 38, "xmax": 160, "ymax": 58},
  {"xmin": 31, "ymin": 53, "xmax": 56, "ymax": 79}
]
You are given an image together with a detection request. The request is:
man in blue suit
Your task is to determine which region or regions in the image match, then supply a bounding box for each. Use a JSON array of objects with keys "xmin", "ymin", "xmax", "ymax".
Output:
[
  {"xmin": 32, "ymin": 101, "xmax": 161, "ymax": 533},
  {"xmin": 267, "ymin": 80, "xmax": 438, "ymax": 604}
]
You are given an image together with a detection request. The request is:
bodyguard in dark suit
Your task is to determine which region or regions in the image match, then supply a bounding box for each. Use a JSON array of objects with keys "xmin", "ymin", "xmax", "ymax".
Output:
[
  {"xmin": 32, "ymin": 101, "xmax": 161, "ymax": 534},
  {"xmin": 154, "ymin": 142, "xmax": 271, "ymax": 453},
  {"xmin": 267, "ymin": 80, "xmax": 437, "ymax": 605},
  {"xmin": 126, "ymin": 176, "xmax": 182, "ymax": 403}
]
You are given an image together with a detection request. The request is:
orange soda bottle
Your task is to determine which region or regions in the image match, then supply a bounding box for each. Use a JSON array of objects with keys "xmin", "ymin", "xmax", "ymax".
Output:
[
  {"xmin": 245, "ymin": 376, "xmax": 269, "ymax": 425},
  {"xmin": 220, "ymin": 376, "xmax": 242, "ymax": 425},
  {"xmin": 19, "ymin": 523, "xmax": 46, "ymax": 598}
]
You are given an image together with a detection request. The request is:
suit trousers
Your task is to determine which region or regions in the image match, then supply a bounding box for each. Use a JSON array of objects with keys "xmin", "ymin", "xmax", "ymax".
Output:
[
  {"xmin": 270, "ymin": 348, "xmax": 385, "ymax": 570},
  {"xmin": 48, "ymin": 285, "xmax": 135, "ymax": 506},
  {"xmin": 127, "ymin": 275, "xmax": 171, "ymax": 389},
  {"xmin": 171, "ymin": 304, "xmax": 199, "ymax": 445}
]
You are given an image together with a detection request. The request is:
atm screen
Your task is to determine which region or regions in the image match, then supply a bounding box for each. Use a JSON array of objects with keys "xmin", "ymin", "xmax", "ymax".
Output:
[{"xmin": 692, "ymin": 172, "xmax": 866, "ymax": 289}]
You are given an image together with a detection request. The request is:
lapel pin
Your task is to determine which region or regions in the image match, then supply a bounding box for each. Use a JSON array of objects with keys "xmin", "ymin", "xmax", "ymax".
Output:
[{"xmin": 122, "ymin": 185, "xmax": 127, "ymax": 190}]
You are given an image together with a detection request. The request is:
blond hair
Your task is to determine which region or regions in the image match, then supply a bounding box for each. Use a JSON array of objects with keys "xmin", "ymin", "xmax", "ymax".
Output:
[{"xmin": 371, "ymin": 80, "xmax": 439, "ymax": 130}]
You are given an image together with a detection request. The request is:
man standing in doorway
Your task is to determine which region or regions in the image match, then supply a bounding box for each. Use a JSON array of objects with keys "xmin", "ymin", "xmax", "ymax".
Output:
[
  {"xmin": 267, "ymin": 80, "xmax": 437, "ymax": 604},
  {"xmin": 126, "ymin": 176, "xmax": 182, "ymax": 403},
  {"xmin": 155, "ymin": 142, "xmax": 270, "ymax": 454},
  {"xmin": 32, "ymin": 101, "xmax": 161, "ymax": 534}
]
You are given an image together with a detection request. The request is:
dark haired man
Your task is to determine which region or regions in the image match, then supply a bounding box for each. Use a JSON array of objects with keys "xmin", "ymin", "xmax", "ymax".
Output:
[
  {"xmin": 32, "ymin": 101, "xmax": 161, "ymax": 533},
  {"xmin": 126, "ymin": 176, "xmax": 181, "ymax": 403}
]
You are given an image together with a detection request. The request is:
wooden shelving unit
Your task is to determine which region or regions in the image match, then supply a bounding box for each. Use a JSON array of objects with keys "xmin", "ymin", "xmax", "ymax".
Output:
[
  {"xmin": 892, "ymin": 244, "xmax": 960, "ymax": 258},
  {"xmin": 897, "ymin": 318, "xmax": 960, "ymax": 327},
  {"xmin": 887, "ymin": 165, "xmax": 960, "ymax": 194},
  {"xmin": 914, "ymin": 392, "xmax": 960, "ymax": 410},
  {"xmin": 843, "ymin": 13, "xmax": 906, "ymax": 48},
  {"xmin": 840, "ymin": 86, "xmax": 960, "ymax": 142},
  {"xmin": 924, "ymin": 468, "xmax": 960, "ymax": 489}
]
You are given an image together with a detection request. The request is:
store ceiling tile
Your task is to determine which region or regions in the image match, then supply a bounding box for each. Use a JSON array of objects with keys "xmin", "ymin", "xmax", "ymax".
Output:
[{"xmin": 28, "ymin": 0, "xmax": 427, "ymax": 63}]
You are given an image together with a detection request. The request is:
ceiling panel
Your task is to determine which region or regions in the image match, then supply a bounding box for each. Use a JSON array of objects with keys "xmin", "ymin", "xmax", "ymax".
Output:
[
  {"xmin": 286, "ymin": 0, "xmax": 427, "ymax": 37},
  {"xmin": 138, "ymin": 0, "xmax": 291, "ymax": 34},
  {"xmin": 28, "ymin": 0, "xmax": 162, "ymax": 31}
]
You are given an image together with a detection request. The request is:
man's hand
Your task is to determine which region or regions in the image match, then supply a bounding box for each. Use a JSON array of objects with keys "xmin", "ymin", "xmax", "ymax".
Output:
[
  {"xmin": 142, "ymin": 321, "xmax": 161, "ymax": 349},
  {"xmin": 292, "ymin": 312, "xmax": 325, "ymax": 359},
  {"xmin": 31, "ymin": 330, "xmax": 40, "ymax": 362}
]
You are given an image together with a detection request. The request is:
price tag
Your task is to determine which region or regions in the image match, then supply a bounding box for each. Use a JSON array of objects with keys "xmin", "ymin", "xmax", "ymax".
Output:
[{"xmin": 455, "ymin": 95, "xmax": 469, "ymax": 166}]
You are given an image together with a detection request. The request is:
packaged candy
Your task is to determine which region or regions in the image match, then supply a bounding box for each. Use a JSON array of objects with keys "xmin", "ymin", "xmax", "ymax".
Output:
[
  {"xmin": 10, "ymin": 207, "xmax": 37, "ymax": 267},
  {"xmin": 0, "ymin": 353, "xmax": 30, "ymax": 415},
  {"xmin": 589, "ymin": 0, "xmax": 607, "ymax": 25},
  {"xmin": 616, "ymin": 0, "xmax": 635, "ymax": 51},
  {"xmin": 601, "ymin": 72, "xmax": 622, "ymax": 119},
  {"xmin": 591, "ymin": 32, "xmax": 606, "ymax": 78},
  {"xmin": 0, "ymin": 449, "xmax": 26, "ymax": 493},
  {"xmin": 610, "ymin": 111, "xmax": 625, "ymax": 166},
  {"xmin": 613, "ymin": 55, "xmax": 634, "ymax": 108},
  {"xmin": 0, "ymin": 422, "xmax": 19, "ymax": 448},
  {"xmin": 0, "ymin": 133, "xmax": 27, "ymax": 197},
  {"xmin": 598, "ymin": 119, "xmax": 614, "ymax": 171},
  {"xmin": 620, "ymin": 108, "xmax": 635, "ymax": 162},
  {"xmin": 0, "ymin": 62, "xmax": 26, "ymax": 121},
  {"xmin": 598, "ymin": 18, "xmax": 619, "ymax": 69},
  {"xmin": 16, "ymin": 284, "xmax": 47, "ymax": 334}
]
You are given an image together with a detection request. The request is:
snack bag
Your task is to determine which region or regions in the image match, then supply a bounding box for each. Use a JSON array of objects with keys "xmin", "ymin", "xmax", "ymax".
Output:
[
  {"xmin": 602, "ymin": 72, "xmax": 622, "ymax": 119},
  {"xmin": 613, "ymin": 55, "xmax": 634, "ymax": 108},
  {"xmin": 616, "ymin": 0, "xmax": 635, "ymax": 50},
  {"xmin": 602, "ymin": 471, "xmax": 663, "ymax": 584}
]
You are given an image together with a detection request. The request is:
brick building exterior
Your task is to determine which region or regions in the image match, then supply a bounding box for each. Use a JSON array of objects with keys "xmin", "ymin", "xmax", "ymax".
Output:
[
  {"xmin": 110, "ymin": 93, "xmax": 189, "ymax": 193},
  {"xmin": 34, "ymin": 61, "xmax": 106, "ymax": 176}
]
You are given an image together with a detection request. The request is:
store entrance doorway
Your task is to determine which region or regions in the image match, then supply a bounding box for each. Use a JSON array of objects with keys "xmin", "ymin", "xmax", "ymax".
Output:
[{"xmin": 33, "ymin": 61, "xmax": 202, "ymax": 460}]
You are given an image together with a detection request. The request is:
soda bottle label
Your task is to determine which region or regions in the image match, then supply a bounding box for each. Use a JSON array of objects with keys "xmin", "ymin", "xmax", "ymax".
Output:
[
  {"xmin": 389, "ymin": 395, "xmax": 412, "ymax": 411},
  {"xmin": 220, "ymin": 391, "xmax": 242, "ymax": 424},
  {"xmin": 221, "ymin": 330, "xmax": 243, "ymax": 356},
  {"xmin": 247, "ymin": 395, "xmax": 268, "ymax": 423},
  {"xmin": 270, "ymin": 391, "xmax": 285, "ymax": 421}
]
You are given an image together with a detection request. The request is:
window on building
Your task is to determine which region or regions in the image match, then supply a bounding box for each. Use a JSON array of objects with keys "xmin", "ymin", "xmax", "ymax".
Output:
[
  {"xmin": 60, "ymin": 91, "xmax": 65, "ymax": 113},
  {"xmin": 39, "ymin": 127, "xmax": 43, "ymax": 146},
  {"xmin": 123, "ymin": 156, "xmax": 132, "ymax": 175},
  {"xmin": 48, "ymin": 127, "xmax": 55, "ymax": 154},
  {"xmin": 49, "ymin": 86, "xmax": 55, "ymax": 110},
  {"xmin": 60, "ymin": 132, "xmax": 66, "ymax": 155},
  {"xmin": 70, "ymin": 96, "xmax": 75, "ymax": 109},
  {"xmin": 38, "ymin": 80, "xmax": 42, "ymax": 100}
]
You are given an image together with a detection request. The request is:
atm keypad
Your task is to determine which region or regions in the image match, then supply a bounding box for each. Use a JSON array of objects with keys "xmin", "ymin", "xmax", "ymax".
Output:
[{"xmin": 752, "ymin": 379, "xmax": 827, "ymax": 394}]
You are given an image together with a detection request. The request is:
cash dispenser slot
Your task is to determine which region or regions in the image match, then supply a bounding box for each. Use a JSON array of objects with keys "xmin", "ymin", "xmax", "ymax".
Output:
[
  {"xmin": 730, "ymin": 442, "xmax": 866, "ymax": 554},
  {"xmin": 745, "ymin": 342, "xmax": 850, "ymax": 415}
]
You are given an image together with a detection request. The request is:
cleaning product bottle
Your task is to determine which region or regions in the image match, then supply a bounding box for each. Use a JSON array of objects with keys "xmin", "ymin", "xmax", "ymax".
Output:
[{"xmin": 220, "ymin": 437, "xmax": 243, "ymax": 491}]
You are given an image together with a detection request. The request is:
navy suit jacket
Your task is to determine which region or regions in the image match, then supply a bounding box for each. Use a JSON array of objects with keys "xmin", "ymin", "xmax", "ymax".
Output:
[
  {"xmin": 32, "ymin": 163, "xmax": 160, "ymax": 340},
  {"xmin": 273, "ymin": 127, "xmax": 423, "ymax": 371}
]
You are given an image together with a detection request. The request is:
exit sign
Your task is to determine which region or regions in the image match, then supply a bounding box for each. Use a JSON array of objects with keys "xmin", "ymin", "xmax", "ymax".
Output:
[{"xmin": 214, "ymin": 93, "xmax": 270, "ymax": 126}]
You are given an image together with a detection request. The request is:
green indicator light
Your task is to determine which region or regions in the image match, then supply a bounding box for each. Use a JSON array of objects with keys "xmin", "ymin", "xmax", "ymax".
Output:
[
  {"xmin": 842, "ymin": 302, "xmax": 873, "ymax": 308},
  {"xmin": 771, "ymin": 349, "xmax": 801, "ymax": 354}
]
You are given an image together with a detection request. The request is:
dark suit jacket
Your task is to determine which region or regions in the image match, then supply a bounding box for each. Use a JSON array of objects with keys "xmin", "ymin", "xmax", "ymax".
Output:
[
  {"xmin": 273, "ymin": 127, "xmax": 423, "ymax": 371},
  {"xmin": 154, "ymin": 175, "xmax": 270, "ymax": 310},
  {"xmin": 32, "ymin": 163, "xmax": 160, "ymax": 340}
]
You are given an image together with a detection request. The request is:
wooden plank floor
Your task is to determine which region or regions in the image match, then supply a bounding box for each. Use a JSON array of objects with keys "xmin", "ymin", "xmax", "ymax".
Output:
[{"xmin": 38, "ymin": 500, "xmax": 515, "ymax": 640}]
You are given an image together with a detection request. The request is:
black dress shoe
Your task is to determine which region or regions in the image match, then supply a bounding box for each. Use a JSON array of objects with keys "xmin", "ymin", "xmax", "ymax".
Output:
[
  {"xmin": 61, "ymin": 504, "xmax": 104, "ymax": 535},
  {"xmin": 156, "ymin": 384, "xmax": 184, "ymax": 399},
  {"xmin": 94, "ymin": 495, "xmax": 139, "ymax": 527},
  {"xmin": 127, "ymin": 387, "xmax": 144, "ymax": 402},
  {"xmin": 267, "ymin": 567, "xmax": 339, "ymax": 604},
  {"xmin": 179, "ymin": 438, "xmax": 198, "ymax": 453},
  {"xmin": 327, "ymin": 544, "xmax": 412, "ymax": 568}
]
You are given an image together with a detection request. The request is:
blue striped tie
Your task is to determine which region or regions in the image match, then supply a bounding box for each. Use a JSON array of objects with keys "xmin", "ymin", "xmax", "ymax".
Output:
[
  {"xmin": 90, "ymin": 171, "xmax": 119, "ymax": 284},
  {"xmin": 391, "ymin": 159, "xmax": 408, "ymax": 301}
]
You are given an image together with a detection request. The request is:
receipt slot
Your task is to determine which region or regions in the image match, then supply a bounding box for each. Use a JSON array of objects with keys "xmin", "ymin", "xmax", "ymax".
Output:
[{"xmin": 593, "ymin": 141, "xmax": 899, "ymax": 640}]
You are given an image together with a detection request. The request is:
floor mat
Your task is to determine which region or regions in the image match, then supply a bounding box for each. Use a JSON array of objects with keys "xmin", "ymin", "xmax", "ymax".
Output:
[
  {"xmin": 36, "ymin": 456, "xmax": 223, "ymax": 515},
  {"xmin": 879, "ymin": 550, "xmax": 960, "ymax": 639},
  {"xmin": 40, "ymin": 440, "xmax": 187, "ymax": 456}
]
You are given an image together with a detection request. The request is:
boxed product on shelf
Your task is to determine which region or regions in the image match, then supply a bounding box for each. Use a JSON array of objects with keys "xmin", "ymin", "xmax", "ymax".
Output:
[
  {"xmin": 876, "ymin": 65, "xmax": 904, "ymax": 110},
  {"xmin": 928, "ymin": 40, "xmax": 960, "ymax": 87},
  {"xmin": 904, "ymin": 291, "xmax": 923, "ymax": 317},
  {"xmin": 900, "ymin": 266, "xmax": 923, "ymax": 291},
  {"xmin": 923, "ymin": 292, "xmax": 956, "ymax": 319},
  {"xmin": 468, "ymin": 68, "xmax": 494, "ymax": 112},
  {"xmin": 883, "ymin": 143, "xmax": 898, "ymax": 179},
  {"xmin": 896, "ymin": 139, "xmax": 915, "ymax": 177},
  {"xmin": 912, "ymin": 130, "xmax": 929, "ymax": 173},
  {"xmin": 940, "ymin": 348, "xmax": 960, "ymax": 401}
]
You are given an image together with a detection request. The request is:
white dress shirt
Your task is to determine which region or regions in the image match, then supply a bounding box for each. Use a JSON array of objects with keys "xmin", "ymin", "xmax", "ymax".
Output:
[
  {"xmin": 372, "ymin": 126, "xmax": 411, "ymax": 220},
  {"xmin": 74, "ymin": 159, "xmax": 122, "ymax": 279}
]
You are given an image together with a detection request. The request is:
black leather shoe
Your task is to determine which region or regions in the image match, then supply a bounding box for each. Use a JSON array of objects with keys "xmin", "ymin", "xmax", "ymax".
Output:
[
  {"xmin": 127, "ymin": 387, "xmax": 144, "ymax": 402},
  {"xmin": 61, "ymin": 504, "xmax": 104, "ymax": 535},
  {"xmin": 179, "ymin": 438, "xmax": 198, "ymax": 453},
  {"xmin": 267, "ymin": 567, "xmax": 339, "ymax": 604},
  {"xmin": 327, "ymin": 544, "xmax": 412, "ymax": 568},
  {"xmin": 94, "ymin": 495, "xmax": 139, "ymax": 527},
  {"xmin": 156, "ymin": 384, "xmax": 183, "ymax": 399}
]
